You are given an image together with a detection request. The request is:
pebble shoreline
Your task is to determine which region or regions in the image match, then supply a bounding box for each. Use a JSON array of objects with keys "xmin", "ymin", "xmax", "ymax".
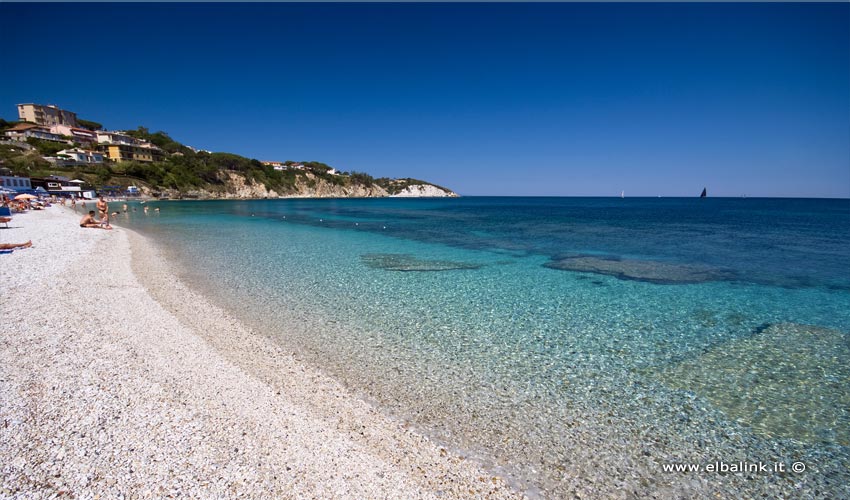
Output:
[{"xmin": 0, "ymin": 207, "xmax": 522, "ymax": 499}]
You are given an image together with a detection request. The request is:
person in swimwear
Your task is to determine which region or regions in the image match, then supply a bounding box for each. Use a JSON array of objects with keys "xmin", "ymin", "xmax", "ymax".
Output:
[
  {"xmin": 97, "ymin": 196, "xmax": 108, "ymax": 219},
  {"xmin": 80, "ymin": 210, "xmax": 111, "ymax": 229},
  {"xmin": 0, "ymin": 240, "xmax": 32, "ymax": 250}
]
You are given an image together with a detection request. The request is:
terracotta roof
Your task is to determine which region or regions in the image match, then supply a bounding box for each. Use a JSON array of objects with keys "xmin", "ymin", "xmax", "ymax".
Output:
[{"xmin": 5, "ymin": 122, "xmax": 41, "ymax": 132}]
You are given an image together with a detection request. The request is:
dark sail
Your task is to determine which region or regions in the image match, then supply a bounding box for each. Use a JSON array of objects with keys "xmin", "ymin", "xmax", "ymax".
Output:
[{"xmin": 700, "ymin": 187, "xmax": 707, "ymax": 198}]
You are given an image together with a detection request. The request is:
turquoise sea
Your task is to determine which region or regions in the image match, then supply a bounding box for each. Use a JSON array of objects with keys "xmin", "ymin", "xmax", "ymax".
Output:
[{"xmin": 121, "ymin": 197, "xmax": 849, "ymax": 498}]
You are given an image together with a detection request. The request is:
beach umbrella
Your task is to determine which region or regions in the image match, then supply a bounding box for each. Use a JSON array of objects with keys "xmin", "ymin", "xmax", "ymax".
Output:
[{"xmin": 13, "ymin": 194, "xmax": 37, "ymax": 200}]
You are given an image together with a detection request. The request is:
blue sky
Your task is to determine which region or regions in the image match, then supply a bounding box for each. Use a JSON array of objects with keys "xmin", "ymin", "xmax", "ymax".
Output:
[{"xmin": 1, "ymin": 3, "xmax": 848, "ymax": 197}]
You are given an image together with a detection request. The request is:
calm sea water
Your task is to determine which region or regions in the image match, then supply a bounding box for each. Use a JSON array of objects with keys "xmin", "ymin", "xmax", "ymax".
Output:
[{"xmin": 121, "ymin": 197, "xmax": 850, "ymax": 498}]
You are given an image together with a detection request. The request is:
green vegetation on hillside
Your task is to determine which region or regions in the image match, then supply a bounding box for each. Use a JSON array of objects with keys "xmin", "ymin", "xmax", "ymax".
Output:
[
  {"xmin": 0, "ymin": 118, "xmax": 20, "ymax": 131},
  {"xmin": 375, "ymin": 177, "xmax": 453, "ymax": 195},
  {"xmin": 0, "ymin": 122, "xmax": 451, "ymax": 197},
  {"xmin": 124, "ymin": 126, "xmax": 193, "ymax": 154},
  {"xmin": 26, "ymin": 138, "xmax": 68, "ymax": 156},
  {"xmin": 0, "ymin": 143, "xmax": 50, "ymax": 171}
]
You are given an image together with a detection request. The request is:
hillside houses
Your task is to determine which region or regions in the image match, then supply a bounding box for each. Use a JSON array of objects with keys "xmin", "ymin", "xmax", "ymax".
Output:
[
  {"xmin": 262, "ymin": 161, "xmax": 305, "ymax": 171},
  {"xmin": 3, "ymin": 122, "xmax": 99, "ymax": 147},
  {"xmin": 96, "ymin": 130, "xmax": 166, "ymax": 162},
  {"xmin": 4, "ymin": 102, "xmax": 166, "ymax": 164},
  {"xmin": 53, "ymin": 124, "xmax": 98, "ymax": 145},
  {"xmin": 4, "ymin": 123, "xmax": 64, "ymax": 142},
  {"xmin": 0, "ymin": 103, "xmax": 167, "ymax": 197},
  {"xmin": 50, "ymin": 148, "xmax": 105, "ymax": 166}
]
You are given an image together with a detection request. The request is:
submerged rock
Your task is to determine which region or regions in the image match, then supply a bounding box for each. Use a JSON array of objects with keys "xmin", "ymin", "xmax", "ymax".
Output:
[
  {"xmin": 658, "ymin": 323, "xmax": 850, "ymax": 444},
  {"xmin": 544, "ymin": 255, "xmax": 735, "ymax": 284},
  {"xmin": 361, "ymin": 253, "xmax": 482, "ymax": 272}
]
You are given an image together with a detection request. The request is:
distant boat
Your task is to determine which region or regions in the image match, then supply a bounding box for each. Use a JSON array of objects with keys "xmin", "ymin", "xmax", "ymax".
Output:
[
  {"xmin": 700, "ymin": 187, "xmax": 707, "ymax": 198},
  {"xmin": 620, "ymin": 190, "xmax": 625, "ymax": 199}
]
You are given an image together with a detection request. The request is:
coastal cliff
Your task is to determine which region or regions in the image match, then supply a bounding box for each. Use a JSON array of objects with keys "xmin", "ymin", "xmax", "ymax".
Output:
[
  {"xmin": 390, "ymin": 183, "xmax": 456, "ymax": 198},
  {"xmin": 151, "ymin": 171, "xmax": 458, "ymax": 199}
]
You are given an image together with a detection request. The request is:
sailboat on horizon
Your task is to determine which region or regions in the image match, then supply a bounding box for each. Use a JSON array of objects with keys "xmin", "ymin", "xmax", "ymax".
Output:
[
  {"xmin": 700, "ymin": 187, "xmax": 707, "ymax": 198},
  {"xmin": 621, "ymin": 190, "xmax": 625, "ymax": 199}
]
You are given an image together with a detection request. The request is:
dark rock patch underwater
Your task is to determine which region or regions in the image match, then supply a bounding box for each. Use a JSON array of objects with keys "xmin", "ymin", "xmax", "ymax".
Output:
[
  {"xmin": 544, "ymin": 255, "xmax": 736, "ymax": 285},
  {"xmin": 361, "ymin": 253, "xmax": 483, "ymax": 272}
]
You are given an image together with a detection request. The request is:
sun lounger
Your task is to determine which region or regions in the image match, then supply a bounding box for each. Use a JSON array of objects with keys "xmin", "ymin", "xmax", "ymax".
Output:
[{"xmin": 0, "ymin": 206, "xmax": 11, "ymax": 228}]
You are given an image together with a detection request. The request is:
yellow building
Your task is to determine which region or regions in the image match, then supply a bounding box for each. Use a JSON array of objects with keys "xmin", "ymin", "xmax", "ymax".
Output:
[
  {"xmin": 100, "ymin": 143, "xmax": 165, "ymax": 163},
  {"xmin": 17, "ymin": 103, "xmax": 78, "ymax": 128}
]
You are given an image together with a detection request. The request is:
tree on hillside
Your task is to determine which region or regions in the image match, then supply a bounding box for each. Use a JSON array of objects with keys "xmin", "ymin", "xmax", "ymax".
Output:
[
  {"xmin": 0, "ymin": 118, "xmax": 21, "ymax": 132},
  {"xmin": 77, "ymin": 119, "xmax": 103, "ymax": 131},
  {"xmin": 349, "ymin": 171, "xmax": 375, "ymax": 186},
  {"xmin": 124, "ymin": 126, "xmax": 192, "ymax": 154}
]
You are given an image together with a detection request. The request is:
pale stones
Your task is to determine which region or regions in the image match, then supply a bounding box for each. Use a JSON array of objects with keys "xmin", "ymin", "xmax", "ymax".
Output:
[{"xmin": 658, "ymin": 323, "xmax": 850, "ymax": 444}]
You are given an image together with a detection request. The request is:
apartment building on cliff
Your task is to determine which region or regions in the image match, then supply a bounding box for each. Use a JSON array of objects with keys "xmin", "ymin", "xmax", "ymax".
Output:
[{"xmin": 17, "ymin": 103, "xmax": 78, "ymax": 128}]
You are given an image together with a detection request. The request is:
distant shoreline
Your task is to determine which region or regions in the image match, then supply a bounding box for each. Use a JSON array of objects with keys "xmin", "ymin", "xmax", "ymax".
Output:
[{"xmin": 126, "ymin": 195, "xmax": 850, "ymax": 201}]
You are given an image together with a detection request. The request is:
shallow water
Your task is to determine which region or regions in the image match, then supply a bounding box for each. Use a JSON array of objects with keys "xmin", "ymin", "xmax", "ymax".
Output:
[{"xmin": 121, "ymin": 197, "xmax": 850, "ymax": 497}]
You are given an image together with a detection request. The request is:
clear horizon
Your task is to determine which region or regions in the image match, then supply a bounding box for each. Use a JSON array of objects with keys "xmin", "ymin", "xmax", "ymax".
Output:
[{"xmin": 2, "ymin": 3, "xmax": 848, "ymax": 198}]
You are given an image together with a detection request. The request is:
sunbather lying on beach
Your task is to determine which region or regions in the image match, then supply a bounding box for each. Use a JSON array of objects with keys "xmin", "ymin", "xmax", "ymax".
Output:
[
  {"xmin": 80, "ymin": 211, "xmax": 112, "ymax": 229},
  {"xmin": 0, "ymin": 240, "xmax": 32, "ymax": 250}
]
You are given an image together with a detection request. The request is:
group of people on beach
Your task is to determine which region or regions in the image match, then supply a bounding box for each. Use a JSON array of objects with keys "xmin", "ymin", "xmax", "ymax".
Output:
[
  {"xmin": 1, "ymin": 193, "xmax": 51, "ymax": 213},
  {"xmin": 3, "ymin": 194, "xmax": 163, "ymax": 252},
  {"xmin": 79, "ymin": 196, "xmax": 112, "ymax": 230},
  {"xmin": 2, "ymin": 194, "xmax": 162, "ymax": 253},
  {"xmin": 77, "ymin": 198, "xmax": 159, "ymax": 230},
  {"xmin": 79, "ymin": 198, "xmax": 162, "ymax": 229},
  {"xmin": 1, "ymin": 195, "xmax": 45, "ymax": 250}
]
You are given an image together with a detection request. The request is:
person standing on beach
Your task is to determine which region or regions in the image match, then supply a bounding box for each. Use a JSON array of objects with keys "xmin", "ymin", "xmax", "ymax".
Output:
[
  {"xmin": 97, "ymin": 196, "xmax": 108, "ymax": 219},
  {"xmin": 71, "ymin": 197, "xmax": 77, "ymax": 211}
]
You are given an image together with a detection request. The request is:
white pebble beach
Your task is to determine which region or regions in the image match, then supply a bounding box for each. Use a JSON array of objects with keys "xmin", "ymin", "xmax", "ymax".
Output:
[{"xmin": 0, "ymin": 206, "xmax": 523, "ymax": 499}]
